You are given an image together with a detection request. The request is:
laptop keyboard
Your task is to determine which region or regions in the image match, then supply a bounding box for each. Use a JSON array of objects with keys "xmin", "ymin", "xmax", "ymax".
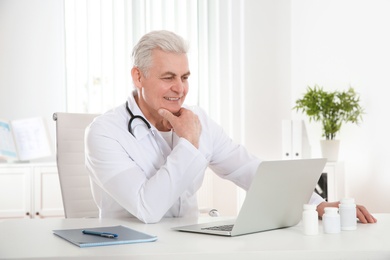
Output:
[{"xmin": 201, "ymin": 224, "xmax": 234, "ymax": 232}]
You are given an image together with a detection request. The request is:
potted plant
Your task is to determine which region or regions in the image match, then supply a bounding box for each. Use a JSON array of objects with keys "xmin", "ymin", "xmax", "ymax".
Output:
[{"xmin": 293, "ymin": 85, "xmax": 364, "ymax": 161}]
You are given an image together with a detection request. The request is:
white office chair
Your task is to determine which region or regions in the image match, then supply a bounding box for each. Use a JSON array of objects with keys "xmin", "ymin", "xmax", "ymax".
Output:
[{"xmin": 53, "ymin": 112, "xmax": 100, "ymax": 218}]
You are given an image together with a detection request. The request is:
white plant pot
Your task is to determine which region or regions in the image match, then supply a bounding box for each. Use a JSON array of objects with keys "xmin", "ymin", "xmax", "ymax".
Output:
[{"xmin": 320, "ymin": 140, "xmax": 340, "ymax": 162}]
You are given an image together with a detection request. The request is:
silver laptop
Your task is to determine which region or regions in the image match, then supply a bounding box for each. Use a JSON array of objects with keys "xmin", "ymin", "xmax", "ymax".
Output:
[{"xmin": 172, "ymin": 158, "xmax": 326, "ymax": 236}]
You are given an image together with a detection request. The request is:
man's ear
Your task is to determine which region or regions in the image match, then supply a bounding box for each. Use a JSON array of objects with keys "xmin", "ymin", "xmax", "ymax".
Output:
[{"xmin": 131, "ymin": 67, "xmax": 142, "ymax": 87}]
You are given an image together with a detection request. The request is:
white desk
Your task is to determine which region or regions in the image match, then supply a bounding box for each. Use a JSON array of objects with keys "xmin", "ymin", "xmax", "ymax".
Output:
[{"xmin": 1, "ymin": 214, "xmax": 389, "ymax": 260}]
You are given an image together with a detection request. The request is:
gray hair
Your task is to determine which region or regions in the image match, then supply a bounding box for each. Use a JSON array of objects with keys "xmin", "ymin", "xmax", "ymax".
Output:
[{"xmin": 132, "ymin": 30, "xmax": 189, "ymax": 77}]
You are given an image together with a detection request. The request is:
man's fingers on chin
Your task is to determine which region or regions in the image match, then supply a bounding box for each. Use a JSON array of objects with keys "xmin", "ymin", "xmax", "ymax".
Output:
[
  {"xmin": 158, "ymin": 108, "xmax": 167, "ymax": 116},
  {"xmin": 159, "ymin": 109, "xmax": 174, "ymax": 120}
]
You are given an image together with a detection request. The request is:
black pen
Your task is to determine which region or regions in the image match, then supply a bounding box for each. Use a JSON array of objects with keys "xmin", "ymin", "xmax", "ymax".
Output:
[{"xmin": 82, "ymin": 230, "xmax": 118, "ymax": 238}]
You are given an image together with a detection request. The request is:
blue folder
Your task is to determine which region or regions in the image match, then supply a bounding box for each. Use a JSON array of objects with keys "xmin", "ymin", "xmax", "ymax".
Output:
[{"xmin": 53, "ymin": 225, "xmax": 157, "ymax": 248}]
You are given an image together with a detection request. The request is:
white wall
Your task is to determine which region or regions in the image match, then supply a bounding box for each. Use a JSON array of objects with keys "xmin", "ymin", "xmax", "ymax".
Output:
[
  {"xmin": 291, "ymin": 0, "xmax": 390, "ymax": 213},
  {"xmin": 243, "ymin": 0, "xmax": 291, "ymax": 160},
  {"xmin": 0, "ymin": 0, "xmax": 66, "ymax": 161}
]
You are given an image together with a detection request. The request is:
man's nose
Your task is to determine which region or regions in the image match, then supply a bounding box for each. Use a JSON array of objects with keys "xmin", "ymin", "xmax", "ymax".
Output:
[{"xmin": 171, "ymin": 78, "xmax": 185, "ymax": 93}]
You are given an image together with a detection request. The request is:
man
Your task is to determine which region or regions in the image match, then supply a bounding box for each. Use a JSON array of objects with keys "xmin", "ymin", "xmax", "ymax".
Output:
[{"xmin": 85, "ymin": 30, "xmax": 376, "ymax": 224}]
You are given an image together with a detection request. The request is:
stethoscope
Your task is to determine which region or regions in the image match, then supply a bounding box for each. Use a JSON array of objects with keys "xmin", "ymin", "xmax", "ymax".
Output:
[
  {"xmin": 126, "ymin": 101, "xmax": 167, "ymax": 158},
  {"xmin": 125, "ymin": 101, "xmax": 151, "ymax": 137}
]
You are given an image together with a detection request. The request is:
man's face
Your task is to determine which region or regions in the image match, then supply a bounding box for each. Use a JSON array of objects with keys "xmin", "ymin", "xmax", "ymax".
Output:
[{"xmin": 134, "ymin": 49, "xmax": 190, "ymax": 121}]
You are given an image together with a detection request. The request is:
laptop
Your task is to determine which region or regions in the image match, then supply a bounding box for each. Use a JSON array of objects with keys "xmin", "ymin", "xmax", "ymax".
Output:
[{"xmin": 172, "ymin": 158, "xmax": 327, "ymax": 236}]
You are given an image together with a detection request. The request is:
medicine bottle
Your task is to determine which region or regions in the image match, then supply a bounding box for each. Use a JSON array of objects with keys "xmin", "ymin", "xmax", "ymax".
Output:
[
  {"xmin": 339, "ymin": 198, "xmax": 357, "ymax": 231},
  {"xmin": 322, "ymin": 207, "xmax": 341, "ymax": 234},
  {"xmin": 302, "ymin": 204, "xmax": 318, "ymax": 235}
]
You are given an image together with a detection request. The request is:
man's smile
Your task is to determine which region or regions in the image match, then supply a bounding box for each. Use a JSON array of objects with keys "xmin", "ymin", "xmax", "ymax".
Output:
[{"xmin": 164, "ymin": 97, "xmax": 181, "ymax": 101}]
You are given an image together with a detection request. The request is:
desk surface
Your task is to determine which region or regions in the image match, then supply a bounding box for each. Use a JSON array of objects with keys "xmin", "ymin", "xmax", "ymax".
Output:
[{"xmin": 1, "ymin": 214, "xmax": 389, "ymax": 260}]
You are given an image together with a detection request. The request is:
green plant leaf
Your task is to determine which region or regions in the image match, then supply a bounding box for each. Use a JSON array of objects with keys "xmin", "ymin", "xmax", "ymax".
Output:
[{"xmin": 293, "ymin": 85, "xmax": 364, "ymax": 140}]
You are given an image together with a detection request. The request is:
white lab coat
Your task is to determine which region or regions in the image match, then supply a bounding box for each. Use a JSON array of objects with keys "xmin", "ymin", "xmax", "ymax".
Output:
[{"xmin": 85, "ymin": 94, "xmax": 324, "ymax": 223}]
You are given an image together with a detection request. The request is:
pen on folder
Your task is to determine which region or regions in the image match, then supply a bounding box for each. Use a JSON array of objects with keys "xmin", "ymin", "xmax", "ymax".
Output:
[{"xmin": 82, "ymin": 230, "xmax": 118, "ymax": 238}]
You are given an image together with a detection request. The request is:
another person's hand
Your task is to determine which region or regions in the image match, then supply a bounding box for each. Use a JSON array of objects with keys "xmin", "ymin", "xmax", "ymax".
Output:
[
  {"xmin": 317, "ymin": 201, "xmax": 377, "ymax": 223},
  {"xmin": 158, "ymin": 108, "xmax": 201, "ymax": 148}
]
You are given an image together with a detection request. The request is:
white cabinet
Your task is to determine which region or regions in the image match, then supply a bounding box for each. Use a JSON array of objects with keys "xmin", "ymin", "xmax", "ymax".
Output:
[
  {"xmin": 33, "ymin": 165, "xmax": 64, "ymax": 218},
  {"xmin": 0, "ymin": 166, "xmax": 31, "ymax": 218},
  {"xmin": 0, "ymin": 163, "xmax": 64, "ymax": 219}
]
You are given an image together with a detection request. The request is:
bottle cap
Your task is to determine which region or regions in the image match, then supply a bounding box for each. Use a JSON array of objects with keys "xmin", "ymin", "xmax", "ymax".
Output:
[
  {"xmin": 340, "ymin": 198, "xmax": 355, "ymax": 204},
  {"xmin": 324, "ymin": 207, "xmax": 339, "ymax": 214},
  {"xmin": 303, "ymin": 204, "xmax": 316, "ymax": 210}
]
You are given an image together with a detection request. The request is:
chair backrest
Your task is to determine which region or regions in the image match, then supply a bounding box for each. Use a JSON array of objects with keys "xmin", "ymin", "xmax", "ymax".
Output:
[{"xmin": 53, "ymin": 112, "xmax": 100, "ymax": 218}]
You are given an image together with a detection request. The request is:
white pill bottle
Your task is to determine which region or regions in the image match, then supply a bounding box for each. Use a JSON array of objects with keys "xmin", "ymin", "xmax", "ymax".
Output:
[
  {"xmin": 339, "ymin": 198, "xmax": 357, "ymax": 231},
  {"xmin": 302, "ymin": 204, "xmax": 319, "ymax": 235},
  {"xmin": 323, "ymin": 207, "xmax": 341, "ymax": 234}
]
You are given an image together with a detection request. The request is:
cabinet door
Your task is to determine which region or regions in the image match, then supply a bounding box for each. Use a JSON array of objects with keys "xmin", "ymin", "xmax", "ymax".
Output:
[
  {"xmin": 0, "ymin": 167, "xmax": 31, "ymax": 218},
  {"xmin": 33, "ymin": 166, "xmax": 64, "ymax": 218}
]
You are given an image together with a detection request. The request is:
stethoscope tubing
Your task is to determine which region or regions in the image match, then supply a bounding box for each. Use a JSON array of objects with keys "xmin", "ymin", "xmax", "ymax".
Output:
[{"xmin": 126, "ymin": 101, "xmax": 151, "ymax": 136}]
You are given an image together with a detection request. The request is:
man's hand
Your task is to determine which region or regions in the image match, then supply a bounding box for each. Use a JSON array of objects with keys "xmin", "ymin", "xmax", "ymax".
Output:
[
  {"xmin": 317, "ymin": 201, "xmax": 377, "ymax": 223},
  {"xmin": 158, "ymin": 108, "xmax": 201, "ymax": 148}
]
